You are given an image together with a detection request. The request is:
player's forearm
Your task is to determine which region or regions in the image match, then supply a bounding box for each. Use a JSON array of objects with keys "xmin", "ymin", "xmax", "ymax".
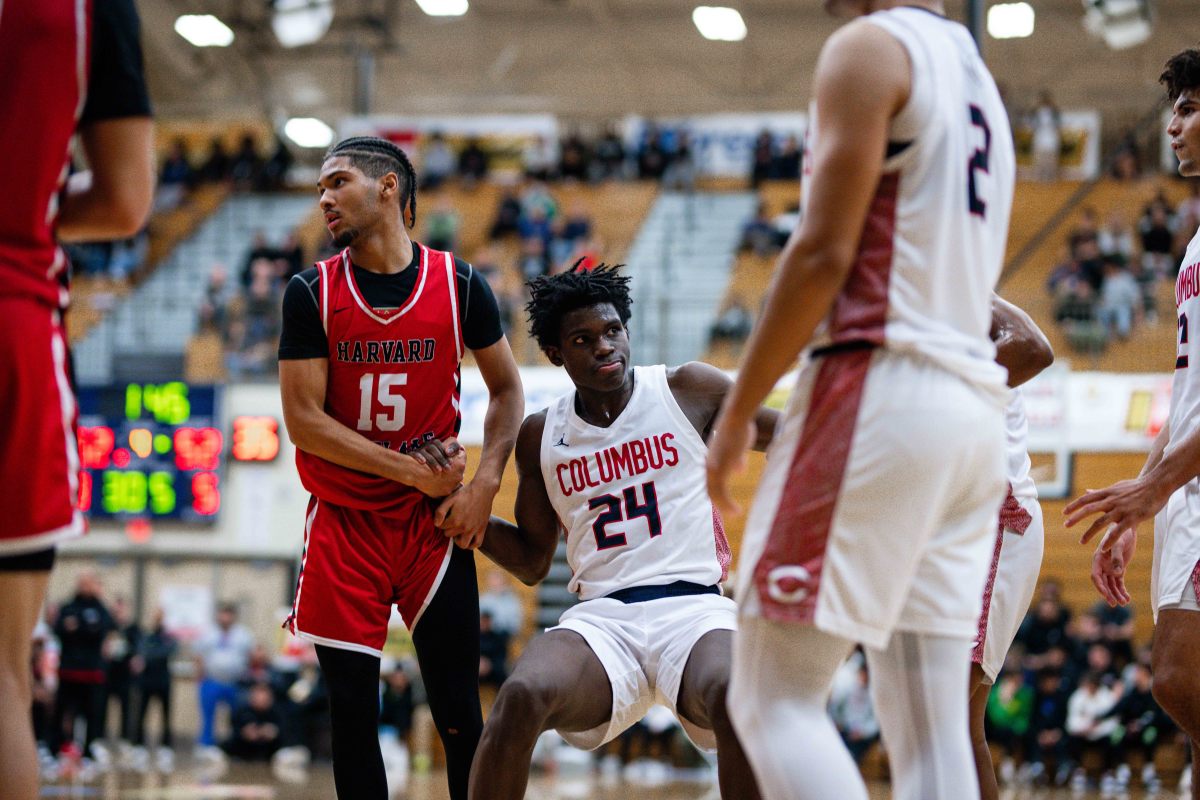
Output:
[
  {"xmin": 1139, "ymin": 422, "xmax": 1171, "ymax": 478},
  {"xmin": 1143, "ymin": 421, "xmax": 1200, "ymax": 501},
  {"xmin": 721, "ymin": 242, "xmax": 851, "ymax": 424},
  {"xmin": 479, "ymin": 516, "xmax": 554, "ymax": 586},
  {"xmin": 469, "ymin": 384, "xmax": 523, "ymax": 491},
  {"xmin": 285, "ymin": 407, "xmax": 422, "ymax": 486}
]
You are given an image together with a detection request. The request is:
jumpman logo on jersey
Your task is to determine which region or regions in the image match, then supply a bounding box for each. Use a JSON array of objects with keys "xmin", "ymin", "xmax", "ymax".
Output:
[{"xmin": 555, "ymin": 435, "xmax": 569, "ymax": 448}]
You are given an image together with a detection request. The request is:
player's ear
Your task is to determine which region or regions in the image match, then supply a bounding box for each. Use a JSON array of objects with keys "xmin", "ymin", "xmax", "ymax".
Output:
[
  {"xmin": 380, "ymin": 171, "xmax": 399, "ymax": 203},
  {"xmin": 544, "ymin": 345, "xmax": 564, "ymax": 367}
]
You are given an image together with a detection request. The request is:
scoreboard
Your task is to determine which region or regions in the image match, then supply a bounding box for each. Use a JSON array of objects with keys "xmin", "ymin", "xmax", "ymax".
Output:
[{"xmin": 77, "ymin": 383, "xmax": 224, "ymax": 522}]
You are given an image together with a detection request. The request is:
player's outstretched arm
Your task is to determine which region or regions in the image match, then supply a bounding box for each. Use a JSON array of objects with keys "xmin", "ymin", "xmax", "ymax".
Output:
[
  {"xmin": 991, "ymin": 294, "xmax": 1054, "ymax": 388},
  {"xmin": 436, "ymin": 336, "xmax": 525, "ymax": 548},
  {"xmin": 477, "ymin": 413, "xmax": 560, "ymax": 585},
  {"xmin": 707, "ymin": 21, "xmax": 909, "ymax": 516},
  {"xmin": 279, "ymin": 358, "xmax": 463, "ymax": 497},
  {"xmin": 668, "ymin": 361, "xmax": 781, "ymax": 452},
  {"xmin": 57, "ymin": 117, "xmax": 154, "ymax": 242}
]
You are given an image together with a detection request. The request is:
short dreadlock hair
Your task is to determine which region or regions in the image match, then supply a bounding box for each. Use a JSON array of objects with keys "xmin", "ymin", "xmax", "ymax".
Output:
[
  {"xmin": 526, "ymin": 261, "xmax": 632, "ymax": 351},
  {"xmin": 1161, "ymin": 48, "xmax": 1200, "ymax": 102},
  {"xmin": 324, "ymin": 136, "xmax": 418, "ymax": 228}
]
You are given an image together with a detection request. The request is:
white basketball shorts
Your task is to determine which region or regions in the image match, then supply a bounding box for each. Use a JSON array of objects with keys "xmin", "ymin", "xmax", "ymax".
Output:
[{"xmin": 1152, "ymin": 478, "xmax": 1200, "ymax": 619}]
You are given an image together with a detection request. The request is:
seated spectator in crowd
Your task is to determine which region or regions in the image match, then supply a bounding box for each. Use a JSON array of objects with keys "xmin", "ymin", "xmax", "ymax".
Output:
[
  {"xmin": 519, "ymin": 236, "xmax": 548, "ymax": 281},
  {"xmin": 241, "ymin": 231, "xmax": 278, "ymax": 288},
  {"xmin": 1082, "ymin": 643, "xmax": 1120, "ymax": 683},
  {"xmin": 489, "ymin": 189, "xmax": 523, "ymax": 241},
  {"xmin": 478, "ymin": 572, "xmax": 523, "ymax": 637},
  {"xmin": 558, "ymin": 132, "xmax": 591, "ymax": 182},
  {"xmin": 222, "ymin": 682, "xmax": 285, "ymax": 761},
  {"xmin": 1111, "ymin": 131, "xmax": 1141, "ymax": 181},
  {"xmin": 194, "ymin": 603, "xmax": 256, "ymax": 750},
  {"xmin": 547, "ymin": 216, "xmax": 575, "ymax": 270},
  {"xmin": 423, "ymin": 195, "xmax": 460, "ymax": 252},
  {"xmin": 1074, "ymin": 237, "xmax": 1105, "ymax": 293},
  {"xmin": 278, "ymin": 230, "xmax": 306, "ymax": 282},
  {"xmin": 200, "ymin": 136, "xmax": 233, "ymax": 183},
  {"xmin": 420, "ymin": 132, "xmax": 455, "ymax": 190},
  {"xmin": 107, "ymin": 230, "xmax": 148, "ymax": 280},
  {"xmin": 562, "ymin": 201, "xmax": 594, "ymax": 243},
  {"xmin": 637, "ymin": 128, "xmax": 669, "ymax": 181},
  {"xmin": 740, "ymin": 203, "xmax": 780, "ymax": 257},
  {"xmin": 230, "ymin": 134, "xmax": 263, "ymax": 191},
  {"xmin": 478, "ymin": 611, "xmax": 510, "ymax": 690},
  {"xmin": 1098, "ymin": 210, "xmax": 1136, "ymax": 264},
  {"xmin": 457, "ymin": 137, "xmax": 489, "ymax": 185},
  {"xmin": 1030, "ymin": 90, "xmax": 1061, "ymax": 182},
  {"xmin": 157, "ymin": 138, "xmax": 195, "ymax": 212},
  {"xmin": 1065, "ymin": 672, "xmax": 1120, "ymax": 788},
  {"xmin": 661, "ymin": 132, "xmax": 695, "ymax": 192},
  {"xmin": 1069, "ymin": 207, "xmax": 1100, "ymax": 254},
  {"xmin": 750, "ymin": 130, "xmax": 774, "ymax": 188},
  {"xmin": 1096, "ymin": 257, "xmax": 1141, "ymax": 340},
  {"xmin": 774, "ymin": 135, "xmax": 802, "ymax": 180},
  {"xmin": 1093, "ymin": 599, "xmax": 1135, "ymax": 666},
  {"xmin": 226, "ymin": 259, "xmax": 282, "ymax": 377},
  {"xmin": 1017, "ymin": 588, "xmax": 1072, "ymax": 664},
  {"xmin": 1100, "ymin": 662, "xmax": 1169, "ymax": 791},
  {"xmin": 519, "ymin": 181, "xmax": 558, "ymax": 226},
  {"xmin": 709, "ymin": 302, "xmax": 752, "ymax": 345},
  {"xmin": 199, "ymin": 264, "xmax": 230, "ymax": 334},
  {"xmin": 380, "ymin": 664, "xmax": 415, "ymax": 742},
  {"xmin": 1140, "ymin": 201, "xmax": 1176, "ymax": 278},
  {"xmin": 1027, "ymin": 668, "xmax": 1072, "ymax": 785},
  {"xmin": 593, "ymin": 126, "xmax": 627, "ymax": 180},
  {"xmin": 518, "ymin": 204, "xmax": 553, "ymax": 248},
  {"xmin": 523, "ymin": 135, "xmax": 558, "ymax": 182},
  {"xmin": 986, "ymin": 671, "xmax": 1033, "ymax": 765},
  {"xmin": 260, "ymin": 135, "xmax": 295, "ymax": 191},
  {"xmin": 773, "ymin": 203, "xmax": 801, "ymax": 242},
  {"xmin": 829, "ymin": 662, "xmax": 879, "ymax": 765}
]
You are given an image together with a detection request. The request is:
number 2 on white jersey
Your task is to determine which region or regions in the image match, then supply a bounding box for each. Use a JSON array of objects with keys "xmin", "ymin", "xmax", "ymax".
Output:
[{"xmin": 357, "ymin": 373, "xmax": 407, "ymax": 431}]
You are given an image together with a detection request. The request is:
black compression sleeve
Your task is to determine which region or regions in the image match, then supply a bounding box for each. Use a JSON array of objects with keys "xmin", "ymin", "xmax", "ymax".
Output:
[
  {"xmin": 456, "ymin": 260, "xmax": 504, "ymax": 351},
  {"xmin": 278, "ymin": 270, "xmax": 328, "ymax": 360},
  {"xmin": 412, "ymin": 546, "xmax": 482, "ymax": 800},
  {"xmin": 82, "ymin": 0, "xmax": 151, "ymax": 123}
]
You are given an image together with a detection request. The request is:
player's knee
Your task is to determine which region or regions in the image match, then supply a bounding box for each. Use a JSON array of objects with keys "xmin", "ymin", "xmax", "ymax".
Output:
[
  {"xmin": 1152, "ymin": 665, "xmax": 1195, "ymax": 722},
  {"xmin": 491, "ymin": 675, "xmax": 556, "ymax": 730}
]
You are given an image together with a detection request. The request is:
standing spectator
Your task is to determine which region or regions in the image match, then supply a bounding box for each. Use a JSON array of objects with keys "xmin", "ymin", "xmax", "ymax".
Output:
[
  {"xmin": 477, "ymin": 612, "xmax": 509, "ymax": 690},
  {"xmin": 157, "ymin": 139, "xmax": 194, "ymax": 212},
  {"xmin": 1065, "ymin": 672, "xmax": 1120, "ymax": 787},
  {"xmin": 50, "ymin": 572, "xmax": 115, "ymax": 758},
  {"xmin": 1097, "ymin": 257, "xmax": 1141, "ymax": 340},
  {"xmin": 420, "ymin": 132, "xmax": 455, "ymax": 190},
  {"xmin": 222, "ymin": 682, "xmax": 285, "ymax": 761},
  {"xmin": 260, "ymin": 135, "xmax": 295, "ymax": 190},
  {"xmin": 199, "ymin": 136, "xmax": 232, "ymax": 183},
  {"xmin": 477, "ymin": 572, "xmax": 523, "ymax": 637},
  {"xmin": 193, "ymin": 603, "xmax": 255, "ymax": 750},
  {"xmin": 774, "ymin": 135, "xmax": 802, "ymax": 180},
  {"xmin": 229, "ymin": 134, "xmax": 263, "ymax": 190},
  {"xmin": 593, "ymin": 126, "xmax": 626, "ymax": 180},
  {"xmin": 662, "ymin": 131, "xmax": 696, "ymax": 192},
  {"xmin": 1027, "ymin": 669, "xmax": 1072, "ymax": 785},
  {"xmin": 1030, "ymin": 90, "xmax": 1062, "ymax": 182},
  {"xmin": 489, "ymin": 189, "xmax": 522, "ymax": 241},
  {"xmin": 457, "ymin": 137, "xmax": 489, "ymax": 185},
  {"xmin": 985, "ymin": 671, "xmax": 1033, "ymax": 764},
  {"xmin": 558, "ymin": 132, "xmax": 590, "ymax": 182},
  {"xmin": 829, "ymin": 663, "xmax": 879, "ymax": 765},
  {"xmin": 241, "ymin": 232, "xmax": 278, "ymax": 288},
  {"xmin": 749, "ymin": 129, "xmax": 774, "ymax": 187},
  {"xmin": 104, "ymin": 598, "xmax": 142, "ymax": 744},
  {"xmin": 562, "ymin": 201, "xmax": 593, "ymax": 244},
  {"xmin": 636, "ymin": 128, "xmax": 669, "ymax": 180},
  {"xmin": 1140, "ymin": 202, "xmax": 1176, "ymax": 278},
  {"xmin": 30, "ymin": 634, "xmax": 54, "ymax": 748},
  {"xmin": 134, "ymin": 609, "xmax": 177, "ymax": 751},
  {"xmin": 741, "ymin": 202, "xmax": 780, "ymax": 257},
  {"xmin": 522, "ymin": 135, "xmax": 558, "ymax": 181}
]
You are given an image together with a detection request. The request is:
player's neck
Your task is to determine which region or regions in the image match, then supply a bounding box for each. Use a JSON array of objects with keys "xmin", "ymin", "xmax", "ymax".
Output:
[
  {"xmin": 574, "ymin": 373, "xmax": 635, "ymax": 428},
  {"xmin": 348, "ymin": 221, "xmax": 414, "ymax": 275}
]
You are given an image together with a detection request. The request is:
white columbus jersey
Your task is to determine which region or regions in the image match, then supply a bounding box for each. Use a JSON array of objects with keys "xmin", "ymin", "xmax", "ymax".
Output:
[
  {"xmin": 1169, "ymin": 226, "xmax": 1200, "ymax": 452},
  {"xmin": 540, "ymin": 365, "xmax": 731, "ymax": 601},
  {"xmin": 803, "ymin": 7, "xmax": 1015, "ymax": 398},
  {"xmin": 1005, "ymin": 388, "xmax": 1037, "ymax": 503}
]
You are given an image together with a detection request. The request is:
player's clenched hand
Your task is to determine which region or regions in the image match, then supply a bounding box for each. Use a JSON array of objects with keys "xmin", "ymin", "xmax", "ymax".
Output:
[
  {"xmin": 706, "ymin": 417, "xmax": 755, "ymax": 518},
  {"xmin": 435, "ymin": 480, "xmax": 492, "ymax": 550},
  {"xmin": 1091, "ymin": 528, "xmax": 1136, "ymax": 607},
  {"xmin": 405, "ymin": 439, "xmax": 466, "ymax": 497},
  {"xmin": 1063, "ymin": 476, "xmax": 1169, "ymax": 545}
]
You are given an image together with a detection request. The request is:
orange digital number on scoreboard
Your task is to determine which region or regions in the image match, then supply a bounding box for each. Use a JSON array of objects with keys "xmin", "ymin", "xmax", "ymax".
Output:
[{"xmin": 231, "ymin": 416, "xmax": 281, "ymax": 462}]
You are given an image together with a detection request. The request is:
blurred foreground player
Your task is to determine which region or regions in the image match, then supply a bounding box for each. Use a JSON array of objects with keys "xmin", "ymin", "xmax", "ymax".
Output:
[
  {"xmin": 705, "ymin": 0, "xmax": 1016, "ymax": 796},
  {"xmin": 279, "ymin": 136, "xmax": 523, "ymax": 800},
  {"xmin": 971, "ymin": 297, "xmax": 1054, "ymax": 800},
  {"xmin": 1064, "ymin": 49, "xmax": 1200, "ymax": 799},
  {"xmin": 469, "ymin": 266, "xmax": 773, "ymax": 800},
  {"xmin": 0, "ymin": 1, "xmax": 152, "ymax": 796}
]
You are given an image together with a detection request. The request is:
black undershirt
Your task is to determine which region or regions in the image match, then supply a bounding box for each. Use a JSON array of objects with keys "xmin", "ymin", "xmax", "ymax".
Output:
[
  {"xmin": 83, "ymin": 0, "xmax": 152, "ymax": 123},
  {"xmin": 278, "ymin": 244, "xmax": 504, "ymax": 360}
]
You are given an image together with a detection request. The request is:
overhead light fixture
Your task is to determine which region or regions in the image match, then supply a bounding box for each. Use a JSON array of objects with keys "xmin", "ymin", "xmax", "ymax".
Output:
[
  {"xmin": 272, "ymin": 0, "xmax": 334, "ymax": 48},
  {"xmin": 174, "ymin": 14, "xmax": 235, "ymax": 47},
  {"xmin": 1082, "ymin": 0, "xmax": 1153, "ymax": 50},
  {"xmin": 414, "ymin": 0, "xmax": 469, "ymax": 17},
  {"xmin": 987, "ymin": 2, "xmax": 1035, "ymax": 39},
  {"xmin": 693, "ymin": 6, "xmax": 747, "ymax": 42},
  {"xmin": 284, "ymin": 117, "xmax": 334, "ymax": 149}
]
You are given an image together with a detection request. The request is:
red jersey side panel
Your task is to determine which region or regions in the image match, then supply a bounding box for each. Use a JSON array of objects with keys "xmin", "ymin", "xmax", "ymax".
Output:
[
  {"xmin": 0, "ymin": 0, "xmax": 89, "ymax": 309},
  {"xmin": 295, "ymin": 244, "xmax": 463, "ymax": 515}
]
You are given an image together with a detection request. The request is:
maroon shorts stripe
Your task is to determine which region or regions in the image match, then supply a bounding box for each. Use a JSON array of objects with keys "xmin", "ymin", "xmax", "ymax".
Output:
[
  {"xmin": 972, "ymin": 523, "xmax": 1006, "ymax": 665},
  {"xmin": 754, "ymin": 348, "xmax": 874, "ymax": 624},
  {"xmin": 1191, "ymin": 558, "xmax": 1200, "ymax": 604},
  {"xmin": 827, "ymin": 172, "xmax": 900, "ymax": 346}
]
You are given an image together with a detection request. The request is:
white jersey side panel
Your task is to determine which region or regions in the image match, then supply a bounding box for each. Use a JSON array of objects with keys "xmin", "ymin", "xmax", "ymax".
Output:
[
  {"xmin": 803, "ymin": 7, "xmax": 1014, "ymax": 398},
  {"xmin": 1005, "ymin": 388, "xmax": 1037, "ymax": 503},
  {"xmin": 1169, "ymin": 227, "xmax": 1200, "ymax": 451},
  {"xmin": 539, "ymin": 365, "xmax": 730, "ymax": 601}
]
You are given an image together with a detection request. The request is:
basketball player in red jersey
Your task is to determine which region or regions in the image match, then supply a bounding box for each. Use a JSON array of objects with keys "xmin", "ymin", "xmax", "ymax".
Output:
[
  {"xmin": 278, "ymin": 136, "xmax": 524, "ymax": 800},
  {"xmin": 467, "ymin": 266, "xmax": 773, "ymax": 800},
  {"xmin": 0, "ymin": 1, "xmax": 153, "ymax": 795},
  {"xmin": 1065, "ymin": 50, "xmax": 1200, "ymax": 800}
]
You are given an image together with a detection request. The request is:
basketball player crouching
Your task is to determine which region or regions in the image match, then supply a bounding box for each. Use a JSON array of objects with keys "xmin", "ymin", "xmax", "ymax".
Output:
[{"xmin": 466, "ymin": 265, "xmax": 775, "ymax": 800}]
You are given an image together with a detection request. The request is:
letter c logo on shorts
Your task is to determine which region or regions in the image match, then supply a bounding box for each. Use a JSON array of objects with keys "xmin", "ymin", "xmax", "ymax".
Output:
[{"xmin": 766, "ymin": 565, "xmax": 812, "ymax": 604}]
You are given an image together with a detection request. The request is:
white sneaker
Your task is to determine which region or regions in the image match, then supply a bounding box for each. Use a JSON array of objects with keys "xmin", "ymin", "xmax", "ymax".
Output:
[
  {"xmin": 1181, "ymin": 763, "xmax": 1193, "ymax": 793},
  {"xmin": 193, "ymin": 744, "xmax": 228, "ymax": 780},
  {"xmin": 88, "ymin": 741, "xmax": 113, "ymax": 772},
  {"xmin": 153, "ymin": 746, "xmax": 174, "ymax": 773}
]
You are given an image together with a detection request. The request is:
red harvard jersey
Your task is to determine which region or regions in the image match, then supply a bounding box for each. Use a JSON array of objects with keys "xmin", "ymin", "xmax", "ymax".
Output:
[
  {"xmin": 0, "ymin": 0, "xmax": 90, "ymax": 309},
  {"xmin": 296, "ymin": 244, "xmax": 464, "ymax": 515}
]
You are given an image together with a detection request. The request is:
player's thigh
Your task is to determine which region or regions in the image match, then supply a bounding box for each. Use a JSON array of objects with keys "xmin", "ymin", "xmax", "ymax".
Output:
[
  {"xmin": 496, "ymin": 629, "xmax": 612, "ymax": 733},
  {"xmin": 675, "ymin": 628, "xmax": 734, "ymax": 730},
  {"xmin": 0, "ymin": 570, "xmax": 51, "ymax": 683},
  {"xmin": 1152, "ymin": 608, "xmax": 1200, "ymax": 690}
]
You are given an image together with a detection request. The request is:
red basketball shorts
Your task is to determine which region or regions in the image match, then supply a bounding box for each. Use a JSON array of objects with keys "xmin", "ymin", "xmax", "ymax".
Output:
[
  {"xmin": 0, "ymin": 297, "xmax": 84, "ymax": 556},
  {"xmin": 286, "ymin": 495, "xmax": 452, "ymax": 656}
]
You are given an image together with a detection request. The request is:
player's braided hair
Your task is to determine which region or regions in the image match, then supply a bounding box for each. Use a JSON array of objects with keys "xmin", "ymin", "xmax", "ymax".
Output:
[
  {"xmin": 526, "ymin": 261, "xmax": 632, "ymax": 351},
  {"xmin": 1161, "ymin": 47, "xmax": 1200, "ymax": 101},
  {"xmin": 325, "ymin": 136, "xmax": 418, "ymax": 228}
]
